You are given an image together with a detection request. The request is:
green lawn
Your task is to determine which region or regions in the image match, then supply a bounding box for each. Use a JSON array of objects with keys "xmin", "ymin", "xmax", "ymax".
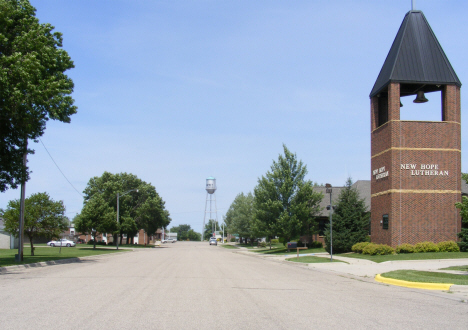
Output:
[
  {"xmin": 253, "ymin": 247, "xmax": 326, "ymax": 255},
  {"xmin": 286, "ymin": 256, "xmax": 345, "ymax": 263},
  {"xmin": 380, "ymin": 270, "xmax": 468, "ymax": 285},
  {"xmin": 439, "ymin": 265, "xmax": 468, "ymax": 271},
  {"xmin": 0, "ymin": 247, "xmax": 128, "ymax": 267},
  {"xmin": 338, "ymin": 252, "xmax": 468, "ymax": 263},
  {"xmin": 220, "ymin": 244, "xmax": 239, "ymax": 249}
]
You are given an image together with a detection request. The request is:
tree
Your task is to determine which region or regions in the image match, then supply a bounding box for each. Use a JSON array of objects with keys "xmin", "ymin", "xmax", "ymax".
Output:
[
  {"xmin": 455, "ymin": 173, "xmax": 468, "ymax": 251},
  {"xmin": 169, "ymin": 224, "xmax": 192, "ymax": 241},
  {"xmin": 187, "ymin": 229, "xmax": 201, "ymax": 241},
  {"xmin": 254, "ymin": 145, "xmax": 323, "ymax": 246},
  {"xmin": 203, "ymin": 219, "xmax": 219, "ymax": 240},
  {"xmin": 74, "ymin": 194, "xmax": 116, "ymax": 249},
  {"xmin": 324, "ymin": 178, "xmax": 370, "ymax": 254},
  {"xmin": 1, "ymin": 192, "xmax": 68, "ymax": 255},
  {"xmin": 81, "ymin": 172, "xmax": 170, "ymax": 245},
  {"xmin": 0, "ymin": 0, "xmax": 77, "ymax": 192},
  {"xmin": 224, "ymin": 192, "xmax": 258, "ymax": 245}
]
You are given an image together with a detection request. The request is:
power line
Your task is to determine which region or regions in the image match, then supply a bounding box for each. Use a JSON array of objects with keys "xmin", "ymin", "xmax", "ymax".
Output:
[{"xmin": 39, "ymin": 138, "xmax": 83, "ymax": 198}]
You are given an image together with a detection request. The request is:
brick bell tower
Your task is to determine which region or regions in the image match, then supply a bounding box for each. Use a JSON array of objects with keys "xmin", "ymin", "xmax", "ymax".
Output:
[{"xmin": 370, "ymin": 10, "xmax": 462, "ymax": 247}]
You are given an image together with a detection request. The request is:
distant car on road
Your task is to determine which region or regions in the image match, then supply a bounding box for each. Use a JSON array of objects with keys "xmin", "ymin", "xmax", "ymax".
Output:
[
  {"xmin": 162, "ymin": 238, "xmax": 176, "ymax": 243},
  {"xmin": 209, "ymin": 238, "xmax": 217, "ymax": 246},
  {"xmin": 47, "ymin": 239, "xmax": 76, "ymax": 247}
]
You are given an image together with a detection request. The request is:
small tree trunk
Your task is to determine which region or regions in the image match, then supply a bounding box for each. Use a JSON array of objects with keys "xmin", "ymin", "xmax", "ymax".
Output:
[
  {"xmin": 269, "ymin": 235, "xmax": 272, "ymax": 250},
  {"xmin": 30, "ymin": 236, "xmax": 35, "ymax": 256}
]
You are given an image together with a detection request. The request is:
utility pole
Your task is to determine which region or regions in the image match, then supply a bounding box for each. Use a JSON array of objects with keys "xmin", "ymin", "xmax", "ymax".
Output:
[{"xmin": 16, "ymin": 147, "xmax": 27, "ymax": 262}]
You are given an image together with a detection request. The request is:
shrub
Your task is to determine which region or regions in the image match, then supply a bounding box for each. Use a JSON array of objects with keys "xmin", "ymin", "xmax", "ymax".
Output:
[
  {"xmin": 396, "ymin": 243, "xmax": 414, "ymax": 254},
  {"xmin": 230, "ymin": 238, "xmax": 236, "ymax": 242},
  {"xmin": 259, "ymin": 242, "xmax": 267, "ymax": 248},
  {"xmin": 362, "ymin": 243, "xmax": 395, "ymax": 255},
  {"xmin": 310, "ymin": 241, "xmax": 324, "ymax": 248},
  {"xmin": 271, "ymin": 239, "xmax": 279, "ymax": 244},
  {"xmin": 437, "ymin": 240, "xmax": 460, "ymax": 252},
  {"xmin": 86, "ymin": 240, "xmax": 94, "ymax": 245},
  {"xmin": 414, "ymin": 241, "xmax": 439, "ymax": 253},
  {"xmin": 351, "ymin": 242, "xmax": 371, "ymax": 254}
]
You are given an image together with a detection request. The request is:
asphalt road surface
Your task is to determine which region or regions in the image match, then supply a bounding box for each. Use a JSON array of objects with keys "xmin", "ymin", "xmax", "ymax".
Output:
[{"xmin": 1, "ymin": 242, "xmax": 467, "ymax": 329}]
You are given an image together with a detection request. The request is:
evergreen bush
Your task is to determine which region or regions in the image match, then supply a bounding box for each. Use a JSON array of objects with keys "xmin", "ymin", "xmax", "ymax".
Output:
[
  {"xmin": 437, "ymin": 240, "xmax": 460, "ymax": 252},
  {"xmin": 414, "ymin": 241, "xmax": 439, "ymax": 253},
  {"xmin": 396, "ymin": 243, "xmax": 414, "ymax": 254},
  {"xmin": 310, "ymin": 241, "xmax": 324, "ymax": 248},
  {"xmin": 324, "ymin": 178, "xmax": 370, "ymax": 253}
]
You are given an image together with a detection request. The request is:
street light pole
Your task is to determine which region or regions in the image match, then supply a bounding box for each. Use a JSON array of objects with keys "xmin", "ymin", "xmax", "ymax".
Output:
[
  {"xmin": 116, "ymin": 192, "xmax": 119, "ymax": 250},
  {"xmin": 116, "ymin": 189, "xmax": 138, "ymax": 250},
  {"xmin": 325, "ymin": 183, "xmax": 333, "ymax": 262}
]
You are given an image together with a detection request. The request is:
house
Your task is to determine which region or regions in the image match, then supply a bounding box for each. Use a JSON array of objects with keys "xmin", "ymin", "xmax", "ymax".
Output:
[{"xmin": 0, "ymin": 217, "xmax": 18, "ymax": 249}]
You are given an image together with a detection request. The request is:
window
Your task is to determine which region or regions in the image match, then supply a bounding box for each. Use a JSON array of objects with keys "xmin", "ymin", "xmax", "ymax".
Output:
[
  {"xmin": 318, "ymin": 219, "xmax": 326, "ymax": 236},
  {"xmin": 382, "ymin": 214, "xmax": 389, "ymax": 230}
]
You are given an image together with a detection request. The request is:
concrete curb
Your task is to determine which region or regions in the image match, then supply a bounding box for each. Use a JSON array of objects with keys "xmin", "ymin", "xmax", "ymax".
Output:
[
  {"xmin": 0, "ymin": 249, "xmax": 135, "ymax": 274},
  {"xmin": 375, "ymin": 274, "xmax": 453, "ymax": 290}
]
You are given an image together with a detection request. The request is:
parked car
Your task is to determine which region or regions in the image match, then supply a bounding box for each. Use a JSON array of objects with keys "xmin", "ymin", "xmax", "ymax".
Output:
[
  {"xmin": 47, "ymin": 239, "xmax": 76, "ymax": 247},
  {"xmin": 76, "ymin": 238, "xmax": 85, "ymax": 244},
  {"xmin": 209, "ymin": 237, "xmax": 217, "ymax": 246}
]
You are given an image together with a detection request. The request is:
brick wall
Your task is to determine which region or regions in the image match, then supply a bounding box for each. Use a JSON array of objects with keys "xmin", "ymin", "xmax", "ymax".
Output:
[{"xmin": 371, "ymin": 83, "xmax": 461, "ymax": 247}]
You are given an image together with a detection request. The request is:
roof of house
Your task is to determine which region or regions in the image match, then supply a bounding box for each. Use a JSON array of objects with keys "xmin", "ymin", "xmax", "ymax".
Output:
[
  {"xmin": 315, "ymin": 180, "xmax": 370, "ymax": 217},
  {"xmin": 370, "ymin": 10, "xmax": 461, "ymax": 98}
]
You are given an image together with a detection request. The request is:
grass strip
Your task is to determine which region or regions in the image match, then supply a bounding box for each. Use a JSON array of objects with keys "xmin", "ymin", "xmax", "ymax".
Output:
[
  {"xmin": 286, "ymin": 256, "xmax": 345, "ymax": 263},
  {"xmin": 337, "ymin": 252, "xmax": 468, "ymax": 263},
  {"xmin": 439, "ymin": 265, "xmax": 468, "ymax": 271},
  {"xmin": 253, "ymin": 247, "xmax": 326, "ymax": 255},
  {"xmin": 0, "ymin": 247, "xmax": 128, "ymax": 267},
  {"xmin": 220, "ymin": 245, "xmax": 239, "ymax": 249},
  {"xmin": 380, "ymin": 270, "xmax": 468, "ymax": 285}
]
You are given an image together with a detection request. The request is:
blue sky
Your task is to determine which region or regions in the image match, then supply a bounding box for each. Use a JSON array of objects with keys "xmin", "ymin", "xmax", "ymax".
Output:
[{"xmin": 1, "ymin": 0, "xmax": 467, "ymax": 234}]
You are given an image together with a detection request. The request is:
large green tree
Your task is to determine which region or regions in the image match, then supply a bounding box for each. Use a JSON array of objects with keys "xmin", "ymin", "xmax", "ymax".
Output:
[
  {"xmin": 254, "ymin": 145, "xmax": 323, "ymax": 245},
  {"xmin": 81, "ymin": 172, "xmax": 170, "ymax": 245},
  {"xmin": 170, "ymin": 224, "xmax": 192, "ymax": 241},
  {"xmin": 224, "ymin": 192, "xmax": 259, "ymax": 245},
  {"xmin": 187, "ymin": 229, "xmax": 201, "ymax": 241},
  {"xmin": 1, "ymin": 192, "xmax": 68, "ymax": 255},
  {"xmin": 0, "ymin": 0, "xmax": 77, "ymax": 192},
  {"xmin": 324, "ymin": 178, "xmax": 370, "ymax": 254},
  {"xmin": 74, "ymin": 194, "xmax": 116, "ymax": 249}
]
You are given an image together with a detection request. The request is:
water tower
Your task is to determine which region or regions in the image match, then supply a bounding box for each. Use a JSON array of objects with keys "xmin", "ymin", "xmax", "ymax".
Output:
[{"xmin": 203, "ymin": 177, "xmax": 218, "ymax": 240}]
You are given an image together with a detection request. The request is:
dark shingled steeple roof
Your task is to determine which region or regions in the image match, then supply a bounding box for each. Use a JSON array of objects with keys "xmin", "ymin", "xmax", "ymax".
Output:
[{"xmin": 370, "ymin": 10, "xmax": 461, "ymax": 98}]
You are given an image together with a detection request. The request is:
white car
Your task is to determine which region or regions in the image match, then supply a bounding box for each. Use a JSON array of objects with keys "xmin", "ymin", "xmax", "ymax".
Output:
[
  {"xmin": 209, "ymin": 238, "xmax": 217, "ymax": 246},
  {"xmin": 162, "ymin": 239, "xmax": 176, "ymax": 243},
  {"xmin": 47, "ymin": 239, "xmax": 76, "ymax": 247}
]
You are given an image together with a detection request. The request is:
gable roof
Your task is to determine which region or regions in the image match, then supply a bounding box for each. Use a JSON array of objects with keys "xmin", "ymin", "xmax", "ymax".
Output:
[{"xmin": 370, "ymin": 10, "xmax": 461, "ymax": 98}]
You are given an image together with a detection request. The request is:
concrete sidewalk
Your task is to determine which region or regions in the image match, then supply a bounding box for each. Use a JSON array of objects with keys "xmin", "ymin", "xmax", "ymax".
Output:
[{"xmin": 234, "ymin": 248, "xmax": 468, "ymax": 298}]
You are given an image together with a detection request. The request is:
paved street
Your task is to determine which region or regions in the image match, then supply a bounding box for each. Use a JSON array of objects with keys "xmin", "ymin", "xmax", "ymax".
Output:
[{"xmin": 1, "ymin": 242, "xmax": 467, "ymax": 329}]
